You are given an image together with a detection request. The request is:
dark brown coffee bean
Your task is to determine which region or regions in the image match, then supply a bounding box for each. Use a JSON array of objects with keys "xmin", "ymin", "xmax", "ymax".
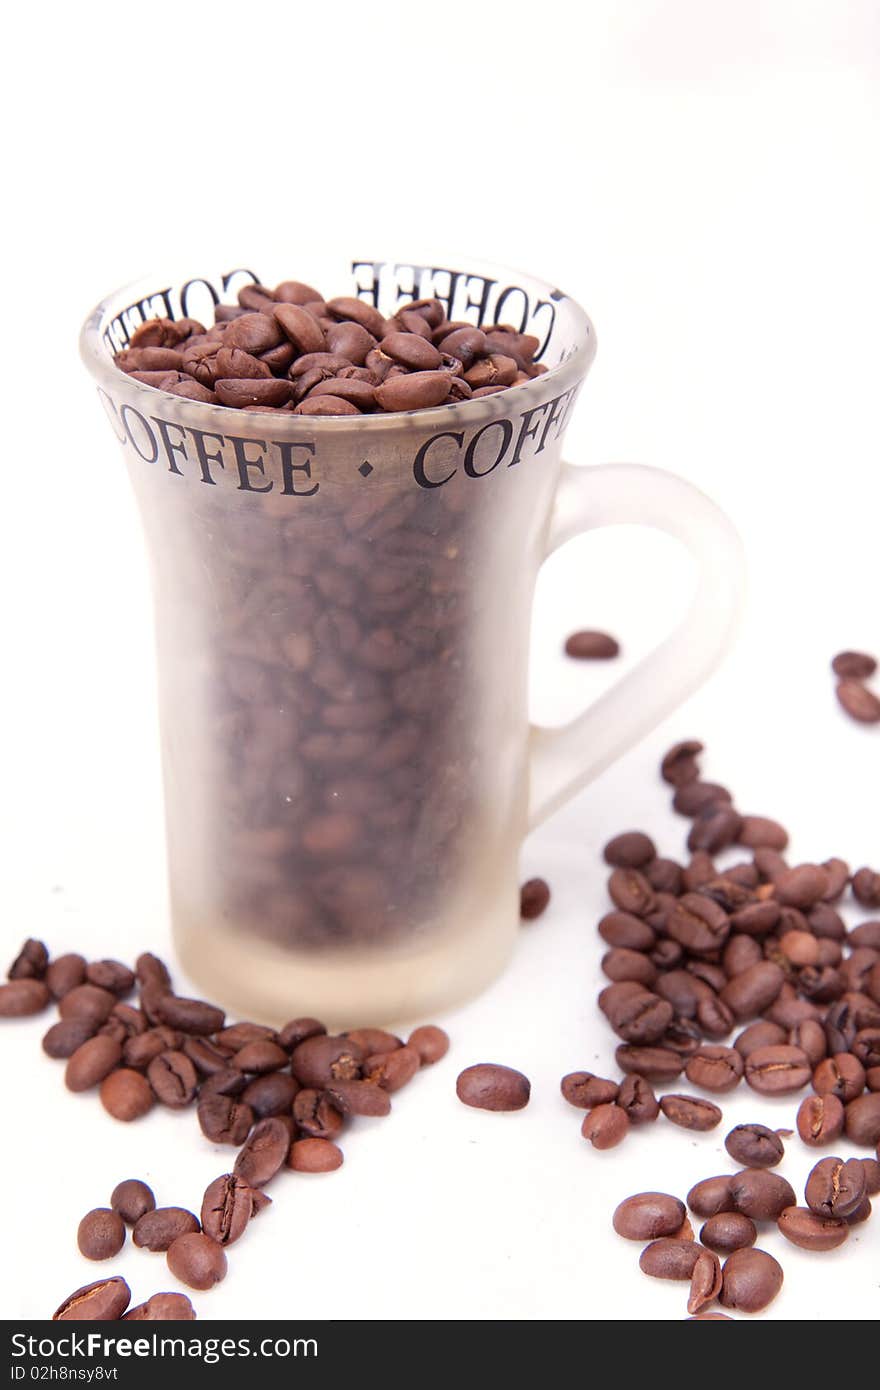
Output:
[
  {"xmin": 201, "ymin": 1174, "xmax": 259, "ymax": 1246},
  {"xmin": 723, "ymin": 935, "xmax": 763, "ymax": 977},
  {"xmin": 737, "ymin": 816, "xmax": 789, "ymax": 850},
  {"xmin": 42, "ymin": 1018, "xmax": 96, "ymax": 1058},
  {"xmin": 797, "ymin": 1093, "xmax": 845, "ymax": 1146},
  {"xmin": 744, "ymin": 1044, "xmax": 812, "ymax": 1094},
  {"xmin": 198, "ymin": 1092, "xmax": 254, "ymax": 1145},
  {"xmin": 616, "ymin": 1074, "xmax": 660, "ymax": 1124},
  {"xmin": 613, "ymin": 1192, "xmax": 686, "ymax": 1240},
  {"xmin": 406, "ymin": 1025, "xmax": 449, "ymax": 1064},
  {"xmin": 730, "ymin": 901, "xmax": 781, "ymax": 936},
  {"xmin": 46, "ymin": 953, "xmax": 87, "ymax": 999},
  {"xmin": 776, "ymin": 863, "xmax": 831, "ymax": 908},
  {"xmin": 362, "ymin": 1046, "xmax": 420, "ymax": 1092},
  {"xmin": 611, "ymin": 991, "xmax": 674, "ymax": 1045},
  {"xmin": 135, "ymin": 953, "xmax": 172, "ymax": 990},
  {"xmin": 729, "ymin": 1168, "xmax": 796, "ymax": 1220},
  {"xmin": 687, "ymin": 1249, "xmax": 723, "ymax": 1315},
  {"xmin": 65, "ymin": 1034, "xmax": 122, "ymax": 1092},
  {"xmin": 133, "ymin": 1207, "xmax": 200, "ymax": 1251},
  {"xmin": 687, "ymin": 1176, "xmax": 735, "ymax": 1218},
  {"xmin": 615, "ymin": 1045, "xmax": 683, "ymax": 1080},
  {"xmin": 581, "ymin": 1102, "xmax": 629, "ymax": 1149},
  {"xmin": 687, "ymin": 806, "xmax": 742, "ymax": 854},
  {"xmin": 849, "ymin": 922, "xmax": 880, "ymax": 949},
  {"xmin": 646, "ymin": 857, "xmax": 684, "ymax": 893},
  {"xmin": 242, "ymin": 1072, "xmax": 300, "ymax": 1118},
  {"xmin": 812, "ymin": 1053, "xmax": 866, "ymax": 1102},
  {"xmin": 57, "ymin": 984, "xmax": 119, "ymax": 1028},
  {"xmin": 325, "ymin": 1079, "xmax": 392, "ymax": 1116},
  {"xmin": 0, "ymin": 978, "xmax": 49, "ymax": 1017},
  {"xmin": 719, "ymin": 1248, "xmax": 783, "ymax": 1312},
  {"xmin": 147, "ymin": 1050, "xmax": 199, "ymax": 1108},
  {"xmin": 685, "ymin": 1046, "xmax": 743, "ymax": 1093},
  {"xmin": 655, "ymin": 970, "xmax": 710, "ymax": 1019},
  {"xmin": 777, "ymin": 1205, "xmax": 848, "ymax": 1251},
  {"xmin": 167, "ymin": 1232, "xmax": 227, "ymax": 1291},
  {"xmin": 639, "ymin": 1238, "xmax": 702, "ymax": 1280},
  {"xmin": 845, "ymin": 1092, "xmax": 880, "ymax": 1145},
  {"xmin": 151, "ymin": 994, "xmax": 225, "ymax": 1036},
  {"xmin": 598, "ymin": 912, "xmax": 657, "ymax": 951},
  {"xmin": 853, "ymin": 867, "xmax": 880, "ymax": 908},
  {"xmin": 734, "ymin": 1021, "xmax": 787, "ymax": 1057},
  {"xmin": 832, "ymin": 650, "xmax": 877, "ymax": 678},
  {"xmin": 53, "ymin": 1276, "xmax": 131, "ymax": 1321},
  {"xmin": 719, "ymin": 962, "xmax": 785, "ymax": 1019},
  {"xmin": 673, "ymin": 781, "xmax": 733, "ymax": 816},
  {"xmin": 520, "ymin": 878, "xmax": 551, "ymax": 920},
  {"xmin": 278, "ymin": 1017, "xmax": 328, "ymax": 1051},
  {"xmin": 100, "ymin": 1068, "xmax": 154, "ymax": 1121},
  {"xmin": 601, "ymin": 948, "xmax": 658, "ymax": 987},
  {"xmin": 836, "ymin": 680, "xmax": 880, "ymax": 723},
  {"xmin": 78, "ymin": 1208, "xmax": 126, "ymax": 1261},
  {"xmin": 85, "ymin": 960, "xmax": 135, "ymax": 995},
  {"xmin": 287, "ymin": 1138, "xmax": 344, "ymax": 1173},
  {"xmin": 560, "ymin": 1072, "xmax": 619, "ymax": 1109},
  {"xmin": 111, "ymin": 1180, "xmax": 155, "ymax": 1224},
  {"xmin": 7, "ymin": 938, "xmax": 48, "ymax": 980},
  {"xmin": 668, "ymin": 894, "xmax": 730, "ymax": 954},
  {"xmin": 224, "ymin": 312, "xmax": 283, "ymax": 354},
  {"xmin": 660, "ymin": 1094, "xmax": 722, "ymax": 1130},
  {"xmin": 608, "ymin": 868, "xmax": 657, "ymax": 917},
  {"xmin": 123, "ymin": 1026, "xmax": 179, "ymax": 1070},
  {"xmin": 661, "ymin": 740, "xmax": 704, "ymax": 785},
  {"xmin": 564, "ymin": 630, "xmax": 620, "ymax": 660},
  {"xmin": 699, "ymin": 1213, "xmax": 757, "ymax": 1254},
  {"xmin": 805, "ymin": 1156, "xmax": 866, "ymax": 1217},
  {"xmin": 123, "ymin": 1292, "xmax": 196, "ymax": 1321},
  {"xmin": 290, "ymin": 1034, "xmax": 363, "ymax": 1087},
  {"xmin": 862, "ymin": 1157, "xmax": 880, "ymax": 1193},
  {"xmin": 603, "ymin": 831, "xmax": 656, "ymax": 868},
  {"xmin": 231, "ymin": 1039, "xmax": 288, "ymax": 1074},
  {"xmin": 456, "ymin": 1064, "xmax": 530, "ymax": 1112},
  {"xmin": 373, "ymin": 370, "xmax": 451, "ymax": 411},
  {"xmin": 292, "ymin": 1088, "xmax": 344, "ymax": 1140}
]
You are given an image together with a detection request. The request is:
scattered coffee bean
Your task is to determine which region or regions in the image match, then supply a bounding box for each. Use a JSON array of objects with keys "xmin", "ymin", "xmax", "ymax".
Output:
[
  {"xmin": 699, "ymin": 1213, "xmax": 757, "ymax": 1254},
  {"xmin": 7, "ymin": 939, "xmax": 48, "ymax": 980},
  {"xmin": 560, "ymin": 1072, "xmax": 619, "ymax": 1109},
  {"xmin": 687, "ymin": 1249, "xmax": 722, "ymax": 1315},
  {"xmin": 777, "ymin": 1206, "xmax": 849, "ymax": 1251},
  {"xmin": 836, "ymin": 680, "xmax": 880, "ymax": 724},
  {"xmin": 564, "ymin": 630, "xmax": 620, "ymax": 660},
  {"xmin": 797, "ymin": 1092, "xmax": 845, "ymax": 1146},
  {"xmin": 617, "ymin": 1074, "xmax": 660, "ymax": 1124},
  {"xmin": 99, "ymin": 1068, "xmax": 154, "ymax": 1121},
  {"xmin": 687, "ymin": 1176, "xmax": 735, "ymax": 1218},
  {"xmin": 832, "ymin": 650, "xmax": 877, "ymax": 679},
  {"xmin": 719, "ymin": 1248, "xmax": 783, "ymax": 1313},
  {"xmin": 288, "ymin": 1137, "xmax": 344, "ymax": 1173},
  {"xmin": 581, "ymin": 1102, "xmax": 629, "ymax": 1149},
  {"xmin": 456, "ymin": 1064, "xmax": 530, "ymax": 1112},
  {"xmin": 53, "ymin": 1277, "xmax": 131, "ymax": 1321},
  {"xmin": 133, "ymin": 1207, "xmax": 201, "ymax": 1252},
  {"xmin": 0, "ymin": 979, "xmax": 50, "ymax": 1017},
  {"xmin": 148, "ymin": 1049, "xmax": 199, "ymax": 1108},
  {"xmin": 42, "ymin": 1018, "xmax": 96, "ymax": 1059},
  {"xmin": 639, "ymin": 1239, "xmax": 702, "ymax": 1280},
  {"xmin": 659, "ymin": 1094, "xmax": 722, "ymax": 1130},
  {"xmin": 65, "ymin": 1035, "xmax": 122, "ymax": 1092},
  {"xmin": 805, "ymin": 1156, "xmax": 866, "ymax": 1218},
  {"xmin": 744, "ymin": 1044, "xmax": 812, "ymax": 1094},
  {"xmin": 111, "ymin": 1180, "xmax": 155, "ymax": 1225},
  {"xmin": 724, "ymin": 1123, "xmax": 785, "ymax": 1168},
  {"xmin": 520, "ymin": 878, "xmax": 551, "ymax": 920},
  {"xmin": 233, "ymin": 1117, "xmax": 292, "ymax": 1186},
  {"xmin": 200, "ymin": 1174, "xmax": 258, "ymax": 1246},
  {"xmin": 729, "ymin": 1168, "xmax": 796, "ymax": 1221},
  {"xmin": 166, "ymin": 1232, "xmax": 227, "ymax": 1291},
  {"xmin": 77, "ymin": 1208, "xmax": 126, "ymax": 1261},
  {"xmin": 123, "ymin": 1292, "xmax": 196, "ymax": 1320},
  {"xmin": 613, "ymin": 1192, "xmax": 686, "ymax": 1240}
]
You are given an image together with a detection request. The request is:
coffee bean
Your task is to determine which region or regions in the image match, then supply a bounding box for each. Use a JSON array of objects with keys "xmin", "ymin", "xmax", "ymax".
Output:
[
  {"xmin": 241, "ymin": 1072, "xmax": 300, "ymax": 1118},
  {"xmin": 53, "ymin": 1276, "xmax": 131, "ymax": 1321},
  {"xmin": 836, "ymin": 680, "xmax": 880, "ymax": 723},
  {"xmin": 685, "ymin": 1046, "xmax": 743, "ymax": 1093},
  {"xmin": 667, "ymin": 894, "xmax": 730, "ymax": 954},
  {"xmin": 734, "ymin": 1021, "xmax": 787, "ymax": 1057},
  {"xmin": 805, "ymin": 1156, "xmax": 866, "ymax": 1217},
  {"xmin": 406, "ymin": 1025, "xmax": 449, "ymax": 1065},
  {"xmin": 845, "ymin": 1196, "xmax": 873, "ymax": 1225},
  {"xmin": 862, "ymin": 1157, "xmax": 880, "ymax": 1193},
  {"xmin": 729, "ymin": 1168, "xmax": 796, "ymax": 1220},
  {"xmin": 615, "ymin": 1045, "xmax": 683, "ymax": 1080},
  {"xmin": 776, "ymin": 864, "xmax": 831, "ymax": 908},
  {"xmin": 183, "ymin": 1036, "xmax": 231, "ymax": 1076},
  {"xmin": 292, "ymin": 1088, "xmax": 344, "ymax": 1140},
  {"xmin": 0, "ymin": 978, "xmax": 50, "ymax": 1016},
  {"xmin": 230, "ymin": 1039, "xmax": 288, "ymax": 1074},
  {"xmin": 520, "ymin": 878, "xmax": 551, "ymax": 920},
  {"xmin": 133, "ymin": 1207, "xmax": 200, "ymax": 1252},
  {"xmin": 719, "ymin": 1248, "xmax": 783, "ymax": 1313},
  {"xmin": 85, "ymin": 960, "xmax": 135, "ymax": 995},
  {"xmin": 167, "ymin": 1232, "xmax": 227, "ymax": 1291},
  {"xmin": 603, "ymin": 832, "xmax": 656, "ymax": 868},
  {"xmin": 608, "ymin": 868, "xmax": 657, "ymax": 917},
  {"xmin": 687, "ymin": 1176, "xmax": 735, "ymax": 1218},
  {"xmin": 777, "ymin": 1206, "xmax": 849, "ymax": 1251},
  {"xmin": 812, "ymin": 1053, "xmax": 865, "ymax": 1103},
  {"xmin": 687, "ymin": 1249, "xmax": 722, "ymax": 1315},
  {"xmin": 853, "ymin": 867, "xmax": 880, "ymax": 908},
  {"xmin": 456, "ymin": 1064, "xmax": 530, "ymax": 1112},
  {"xmin": 737, "ymin": 816, "xmax": 789, "ymax": 850},
  {"xmin": 148, "ymin": 1050, "xmax": 199, "ymax": 1107},
  {"xmin": 598, "ymin": 912, "xmax": 657, "ymax": 951},
  {"xmin": 659, "ymin": 1094, "xmax": 722, "ymax": 1130},
  {"xmin": 564, "ymin": 630, "xmax": 620, "ymax": 660},
  {"xmin": 201, "ymin": 1174, "xmax": 258, "ymax": 1246},
  {"xmin": 151, "ymin": 994, "xmax": 225, "ymax": 1036},
  {"xmin": 661, "ymin": 740, "xmax": 704, "ymax": 786},
  {"xmin": 561, "ymin": 1072, "xmax": 620, "ymax": 1109},
  {"xmin": 42, "ymin": 1018, "xmax": 96, "ymax": 1058},
  {"xmin": 832, "ymin": 650, "xmax": 877, "ymax": 678},
  {"xmin": 639, "ymin": 1239, "xmax": 702, "ymax": 1280},
  {"xmin": 65, "ymin": 1035, "xmax": 122, "ymax": 1092},
  {"xmin": 673, "ymin": 781, "xmax": 733, "ymax": 817},
  {"xmin": 111, "ymin": 1180, "xmax": 155, "ymax": 1224},
  {"xmin": 46, "ymin": 954, "xmax": 87, "ymax": 999},
  {"xmin": 744, "ymin": 1044, "xmax": 812, "ymax": 1094},
  {"xmin": 601, "ymin": 948, "xmax": 658, "ymax": 986},
  {"xmin": 123, "ymin": 1027, "xmax": 179, "ymax": 1070},
  {"xmin": 234, "ymin": 1117, "xmax": 294, "ymax": 1187},
  {"xmin": 581, "ymin": 1102, "xmax": 629, "ymax": 1149},
  {"xmin": 724, "ymin": 1123, "xmax": 785, "ymax": 1168},
  {"xmin": 123, "ymin": 1292, "xmax": 195, "ymax": 1321},
  {"xmin": 290, "ymin": 1034, "xmax": 363, "ymax": 1087},
  {"xmin": 719, "ymin": 961, "xmax": 785, "ymax": 1019},
  {"xmin": 699, "ymin": 1213, "xmax": 757, "ymax": 1254},
  {"xmin": 616, "ymin": 1074, "xmax": 660, "ymax": 1124},
  {"xmin": 59, "ymin": 984, "xmax": 117, "ymax": 1027},
  {"xmin": 198, "ymin": 1092, "xmax": 254, "ymax": 1145},
  {"xmin": 362, "ymin": 1046, "xmax": 420, "ymax": 1092},
  {"xmin": 613, "ymin": 1192, "xmax": 686, "ymax": 1240},
  {"xmin": 844, "ymin": 1092, "xmax": 880, "ymax": 1145},
  {"xmin": 100, "ymin": 1068, "xmax": 154, "ymax": 1121},
  {"xmin": 288, "ymin": 1137, "xmax": 344, "ymax": 1173},
  {"xmin": 7, "ymin": 938, "xmax": 48, "ymax": 980},
  {"xmin": 687, "ymin": 806, "xmax": 742, "ymax": 854},
  {"xmin": 77, "ymin": 1208, "xmax": 126, "ymax": 1261}
]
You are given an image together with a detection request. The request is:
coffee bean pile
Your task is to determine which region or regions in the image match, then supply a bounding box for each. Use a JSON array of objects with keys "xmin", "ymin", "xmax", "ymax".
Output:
[
  {"xmin": 560, "ymin": 740, "xmax": 880, "ymax": 1156},
  {"xmin": 611, "ymin": 1132, "xmax": 880, "ymax": 1317},
  {"xmin": 0, "ymin": 941, "xmax": 448, "ymax": 1318},
  {"xmin": 832, "ymin": 650, "xmax": 880, "ymax": 725},
  {"xmin": 113, "ymin": 279, "xmax": 547, "ymax": 414}
]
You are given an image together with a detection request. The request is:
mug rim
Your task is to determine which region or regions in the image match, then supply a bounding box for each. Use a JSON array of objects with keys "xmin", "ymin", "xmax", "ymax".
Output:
[{"xmin": 79, "ymin": 255, "xmax": 597, "ymax": 434}]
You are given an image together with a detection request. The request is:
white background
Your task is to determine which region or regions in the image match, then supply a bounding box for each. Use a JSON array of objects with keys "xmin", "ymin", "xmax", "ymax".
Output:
[{"xmin": 1, "ymin": 0, "xmax": 879, "ymax": 1323}]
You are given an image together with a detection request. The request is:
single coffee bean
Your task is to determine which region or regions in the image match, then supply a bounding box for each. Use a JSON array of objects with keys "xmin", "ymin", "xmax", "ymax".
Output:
[
  {"xmin": 598, "ymin": 912, "xmax": 657, "ymax": 951},
  {"xmin": 123, "ymin": 1292, "xmax": 196, "ymax": 1320},
  {"xmin": 234, "ymin": 1117, "xmax": 295, "ymax": 1187},
  {"xmin": 729, "ymin": 1168, "xmax": 796, "ymax": 1220},
  {"xmin": 77, "ymin": 1208, "xmax": 126, "ymax": 1261},
  {"xmin": 230, "ymin": 1039, "xmax": 288, "ymax": 1074},
  {"xmin": 133, "ymin": 1207, "xmax": 200, "ymax": 1252},
  {"xmin": 719, "ymin": 1248, "xmax": 783, "ymax": 1313},
  {"xmin": 603, "ymin": 831, "xmax": 657, "ymax": 868},
  {"xmin": 687, "ymin": 1176, "xmax": 735, "ymax": 1218},
  {"xmin": 852, "ymin": 867, "xmax": 880, "ymax": 908},
  {"xmin": 135, "ymin": 953, "xmax": 172, "ymax": 990},
  {"xmin": 699, "ymin": 1213, "xmax": 757, "ymax": 1254},
  {"xmin": 788, "ymin": 1018, "xmax": 828, "ymax": 1067},
  {"xmin": 719, "ymin": 961, "xmax": 785, "ymax": 1019},
  {"xmin": 7, "ymin": 938, "xmax": 48, "ymax": 980},
  {"xmin": 65, "ymin": 1034, "xmax": 122, "ymax": 1092},
  {"xmin": 42, "ymin": 1018, "xmax": 96, "ymax": 1059},
  {"xmin": 200, "ymin": 1174, "xmax": 257, "ymax": 1246},
  {"xmin": 520, "ymin": 878, "xmax": 551, "ymax": 920},
  {"xmin": 639, "ymin": 1238, "xmax": 702, "ymax": 1280},
  {"xmin": 406, "ymin": 1025, "xmax": 449, "ymax": 1065},
  {"xmin": 167, "ymin": 1232, "xmax": 227, "ymax": 1291},
  {"xmin": 241, "ymin": 1072, "xmax": 300, "ymax": 1118},
  {"xmin": 290, "ymin": 1034, "xmax": 363, "ymax": 1087},
  {"xmin": 812, "ymin": 1053, "xmax": 866, "ymax": 1103},
  {"xmin": 776, "ymin": 864, "xmax": 831, "ymax": 908},
  {"xmin": 563, "ymin": 629, "xmax": 620, "ymax": 660},
  {"xmin": 724, "ymin": 1123, "xmax": 785, "ymax": 1168},
  {"xmin": 215, "ymin": 1023, "xmax": 277, "ymax": 1051},
  {"xmin": 601, "ymin": 948, "xmax": 658, "ymax": 987},
  {"xmin": 844, "ymin": 1092, "xmax": 880, "ymax": 1145},
  {"xmin": 777, "ymin": 1206, "xmax": 849, "ymax": 1251},
  {"xmin": 685, "ymin": 1047, "xmax": 743, "ymax": 1094},
  {"xmin": 151, "ymin": 994, "xmax": 225, "ymax": 1036},
  {"xmin": 660, "ymin": 740, "xmax": 704, "ymax": 786},
  {"xmin": 687, "ymin": 806, "xmax": 742, "ymax": 854},
  {"xmin": 53, "ymin": 1276, "xmax": 131, "ymax": 1321},
  {"xmin": 836, "ymin": 680, "xmax": 880, "ymax": 724},
  {"xmin": 0, "ymin": 978, "xmax": 50, "ymax": 1016},
  {"xmin": 660, "ymin": 1094, "xmax": 722, "ymax": 1131},
  {"xmin": 123, "ymin": 1027, "xmax": 180, "ymax": 1070},
  {"xmin": 111, "ymin": 1180, "xmax": 155, "ymax": 1225},
  {"xmin": 610, "ymin": 992, "xmax": 674, "ymax": 1045},
  {"xmin": 613, "ymin": 1192, "xmax": 686, "ymax": 1241},
  {"xmin": 288, "ymin": 1137, "xmax": 344, "ymax": 1173},
  {"xmin": 832, "ymin": 650, "xmax": 877, "ymax": 678},
  {"xmin": 617, "ymin": 1074, "xmax": 660, "ymax": 1124},
  {"xmin": 86, "ymin": 960, "xmax": 135, "ymax": 995},
  {"xmin": 198, "ymin": 1092, "xmax": 254, "ymax": 1145},
  {"xmin": 615, "ymin": 1045, "xmax": 683, "ymax": 1080},
  {"xmin": 667, "ymin": 894, "xmax": 730, "ymax": 954},
  {"xmin": 744, "ymin": 1044, "xmax": 811, "ymax": 1094},
  {"xmin": 148, "ymin": 1050, "xmax": 199, "ymax": 1107},
  {"xmin": 674, "ymin": 782, "xmax": 733, "ymax": 817},
  {"xmin": 561, "ymin": 1072, "xmax": 620, "ymax": 1109},
  {"xmin": 100, "ymin": 1068, "xmax": 154, "ymax": 1121},
  {"xmin": 796, "ymin": 1093, "xmax": 844, "ymax": 1146},
  {"xmin": 607, "ymin": 868, "xmax": 656, "ymax": 917},
  {"xmin": 59, "ymin": 984, "xmax": 117, "ymax": 1027},
  {"xmin": 581, "ymin": 1102, "xmax": 629, "ymax": 1149},
  {"xmin": 46, "ymin": 953, "xmax": 87, "ymax": 999},
  {"xmin": 687, "ymin": 1249, "xmax": 723, "ymax": 1316},
  {"xmin": 456, "ymin": 1064, "xmax": 530, "ymax": 1111},
  {"xmin": 861, "ymin": 1157, "xmax": 880, "ymax": 1193},
  {"xmin": 737, "ymin": 816, "xmax": 789, "ymax": 850},
  {"xmin": 734, "ymin": 1021, "xmax": 787, "ymax": 1057},
  {"xmin": 362, "ymin": 1046, "xmax": 420, "ymax": 1092},
  {"xmin": 804, "ymin": 1156, "xmax": 866, "ymax": 1217}
]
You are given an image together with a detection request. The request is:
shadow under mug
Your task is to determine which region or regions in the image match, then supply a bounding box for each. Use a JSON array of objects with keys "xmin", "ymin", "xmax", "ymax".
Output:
[{"xmin": 80, "ymin": 254, "xmax": 745, "ymax": 1024}]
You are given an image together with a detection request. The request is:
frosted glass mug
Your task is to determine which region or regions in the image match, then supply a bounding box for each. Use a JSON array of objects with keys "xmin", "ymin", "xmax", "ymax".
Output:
[{"xmin": 80, "ymin": 255, "xmax": 744, "ymax": 1024}]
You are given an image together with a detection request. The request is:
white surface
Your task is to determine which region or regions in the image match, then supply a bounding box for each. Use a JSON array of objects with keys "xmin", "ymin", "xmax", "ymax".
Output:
[{"xmin": 2, "ymin": 0, "xmax": 879, "ymax": 1322}]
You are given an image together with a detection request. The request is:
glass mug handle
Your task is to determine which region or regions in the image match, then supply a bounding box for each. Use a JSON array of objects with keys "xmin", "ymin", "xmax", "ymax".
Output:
[{"xmin": 528, "ymin": 462, "xmax": 746, "ymax": 827}]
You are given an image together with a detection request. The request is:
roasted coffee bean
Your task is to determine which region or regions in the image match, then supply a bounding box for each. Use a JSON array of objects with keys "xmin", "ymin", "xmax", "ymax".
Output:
[
  {"xmin": 612, "ymin": 993, "xmax": 674, "ymax": 1045},
  {"xmin": 778, "ymin": 1206, "xmax": 849, "ymax": 1251},
  {"xmin": 615, "ymin": 1045, "xmax": 683, "ymax": 1080},
  {"xmin": 836, "ymin": 680, "xmax": 880, "ymax": 723},
  {"xmin": 607, "ymin": 868, "xmax": 656, "ymax": 917},
  {"xmin": 805, "ymin": 1156, "xmax": 866, "ymax": 1217},
  {"xmin": 853, "ymin": 867, "xmax": 880, "ymax": 908},
  {"xmin": 374, "ymin": 370, "xmax": 453, "ymax": 411},
  {"xmin": 639, "ymin": 1239, "xmax": 702, "ymax": 1280},
  {"xmin": 613, "ymin": 1192, "xmax": 686, "ymax": 1241},
  {"xmin": 234, "ymin": 1117, "xmax": 296, "ymax": 1187},
  {"xmin": 53, "ymin": 1276, "xmax": 131, "ymax": 1321},
  {"xmin": 456, "ymin": 1064, "xmax": 530, "ymax": 1112},
  {"xmin": 59, "ymin": 984, "xmax": 118, "ymax": 1027},
  {"xmin": 737, "ymin": 816, "xmax": 789, "ymax": 850},
  {"xmin": 0, "ymin": 978, "xmax": 50, "ymax": 1016},
  {"xmin": 198, "ymin": 1092, "xmax": 254, "ymax": 1145},
  {"xmin": 201, "ymin": 1174, "xmax": 258, "ymax": 1246},
  {"xmin": 685, "ymin": 1047, "xmax": 743, "ymax": 1094},
  {"xmin": 655, "ymin": 970, "xmax": 710, "ymax": 1019},
  {"xmin": 560, "ymin": 1072, "xmax": 619, "ymax": 1109},
  {"xmin": 135, "ymin": 953, "xmax": 172, "ymax": 991},
  {"xmin": 699, "ymin": 1213, "xmax": 757, "ymax": 1254},
  {"xmin": 687, "ymin": 1249, "xmax": 723, "ymax": 1316},
  {"xmin": 46, "ymin": 953, "xmax": 87, "ymax": 999},
  {"xmin": 78, "ymin": 1208, "xmax": 126, "ymax": 1261},
  {"xmin": 862, "ymin": 1157, "xmax": 880, "ymax": 1193},
  {"xmin": 660, "ymin": 740, "xmax": 704, "ymax": 786},
  {"xmin": 292, "ymin": 1088, "xmax": 344, "ymax": 1140},
  {"xmin": 598, "ymin": 912, "xmax": 656, "ymax": 951},
  {"xmin": 812, "ymin": 1053, "xmax": 865, "ymax": 1103},
  {"xmin": 776, "ymin": 864, "xmax": 830, "ymax": 909},
  {"xmin": 719, "ymin": 961, "xmax": 784, "ymax": 1019},
  {"xmin": 667, "ymin": 894, "xmax": 730, "ymax": 954},
  {"xmin": 687, "ymin": 806, "xmax": 742, "ymax": 854},
  {"xmin": 797, "ymin": 1093, "xmax": 845, "ymax": 1146},
  {"xmin": 111, "ymin": 1180, "xmax": 155, "ymax": 1225},
  {"xmin": 148, "ymin": 1050, "xmax": 199, "ymax": 1107},
  {"xmin": 673, "ymin": 781, "xmax": 733, "ymax": 817},
  {"xmin": 617, "ymin": 1074, "xmax": 660, "ymax": 1124},
  {"xmin": 276, "ymin": 1018, "xmax": 326, "ymax": 1051},
  {"xmin": 123, "ymin": 1027, "xmax": 179, "ymax": 1070},
  {"xmin": 231, "ymin": 1039, "xmax": 288, "ymax": 1074},
  {"xmin": 100, "ymin": 1068, "xmax": 154, "ymax": 1121},
  {"xmin": 520, "ymin": 878, "xmax": 551, "ymax": 920},
  {"xmin": 343, "ymin": 1028, "xmax": 402, "ymax": 1058},
  {"xmin": 723, "ymin": 935, "xmax": 764, "ymax": 977},
  {"xmin": 734, "ymin": 1021, "xmax": 787, "ymax": 1058},
  {"xmin": 729, "ymin": 1168, "xmax": 796, "ymax": 1221},
  {"xmin": 183, "ymin": 1037, "xmax": 230, "ymax": 1076},
  {"xmin": 7, "ymin": 938, "xmax": 48, "ymax": 980},
  {"xmin": 288, "ymin": 1138, "xmax": 344, "ymax": 1173},
  {"xmin": 744, "ymin": 1044, "xmax": 811, "ymax": 1094},
  {"xmin": 290, "ymin": 1034, "xmax": 363, "ymax": 1087},
  {"xmin": 564, "ymin": 630, "xmax": 620, "ymax": 660},
  {"xmin": 151, "ymin": 994, "xmax": 225, "ymax": 1036},
  {"xmin": 845, "ymin": 1092, "xmax": 880, "ymax": 1145},
  {"xmin": 687, "ymin": 1176, "xmax": 735, "ymax": 1218},
  {"xmin": 362, "ymin": 1046, "xmax": 420, "ymax": 1092},
  {"xmin": 832, "ymin": 650, "xmax": 877, "ymax": 678},
  {"xmin": 788, "ymin": 1020, "xmax": 828, "ymax": 1070},
  {"xmin": 660, "ymin": 1094, "xmax": 722, "ymax": 1130},
  {"xmin": 406, "ymin": 1025, "xmax": 449, "ymax": 1064},
  {"xmin": 241, "ymin": 1072, "xmax": 300, "ymax": 1118},
  {"xmin": 849, "ymin": 922, "xmax": 880, "ymax": 950},
  {"xmin": 133, "ymin": 1207, "xmax": 200, "ymax": 1252},
  {"xmin": 730, "ymin": 901, "xmax": 781, "ymax": 936},
  {"xmin": 85, "ymin": 960, "xmax": 135, "ymax": 995},
  {"xmin": 844, "ymin": 1196, "xmax": 873, "ymax": 1224},
  {"xmin": 65, "ymin": 1035, "xmax": 122, "ymax": 1091},
  {"xmin": 581, "ymin": 1102, "xmax": 629, "ymax": 1149},
  {"xmin": 123, "ymin": 1292, "xmax": 196, "ymax": 1321},
  {"xmin": 719, "ymin": 1248, "xmax": 783, "ymax": 1313},
  {"xmin": 42, "ymin": 1017, "xmax": 96, "ymax": 1058},
  {"xmin": 603, "ymin": 831, "xmax": 656, "ymax": 868},
  {"xmin": 724, "ymin": 1123, "xmax": 785, "ymax": 1168},
  {"xmin": 601, "ymin": 948, "xmax": 658, "ymax": 986},
  {"xmin": 646, "ymin": 857, "xmax": 684, "ymax": 893},
  {"xmin": 167, "ymin": 1232, "xmax": 227, "ymax": 1291}
]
